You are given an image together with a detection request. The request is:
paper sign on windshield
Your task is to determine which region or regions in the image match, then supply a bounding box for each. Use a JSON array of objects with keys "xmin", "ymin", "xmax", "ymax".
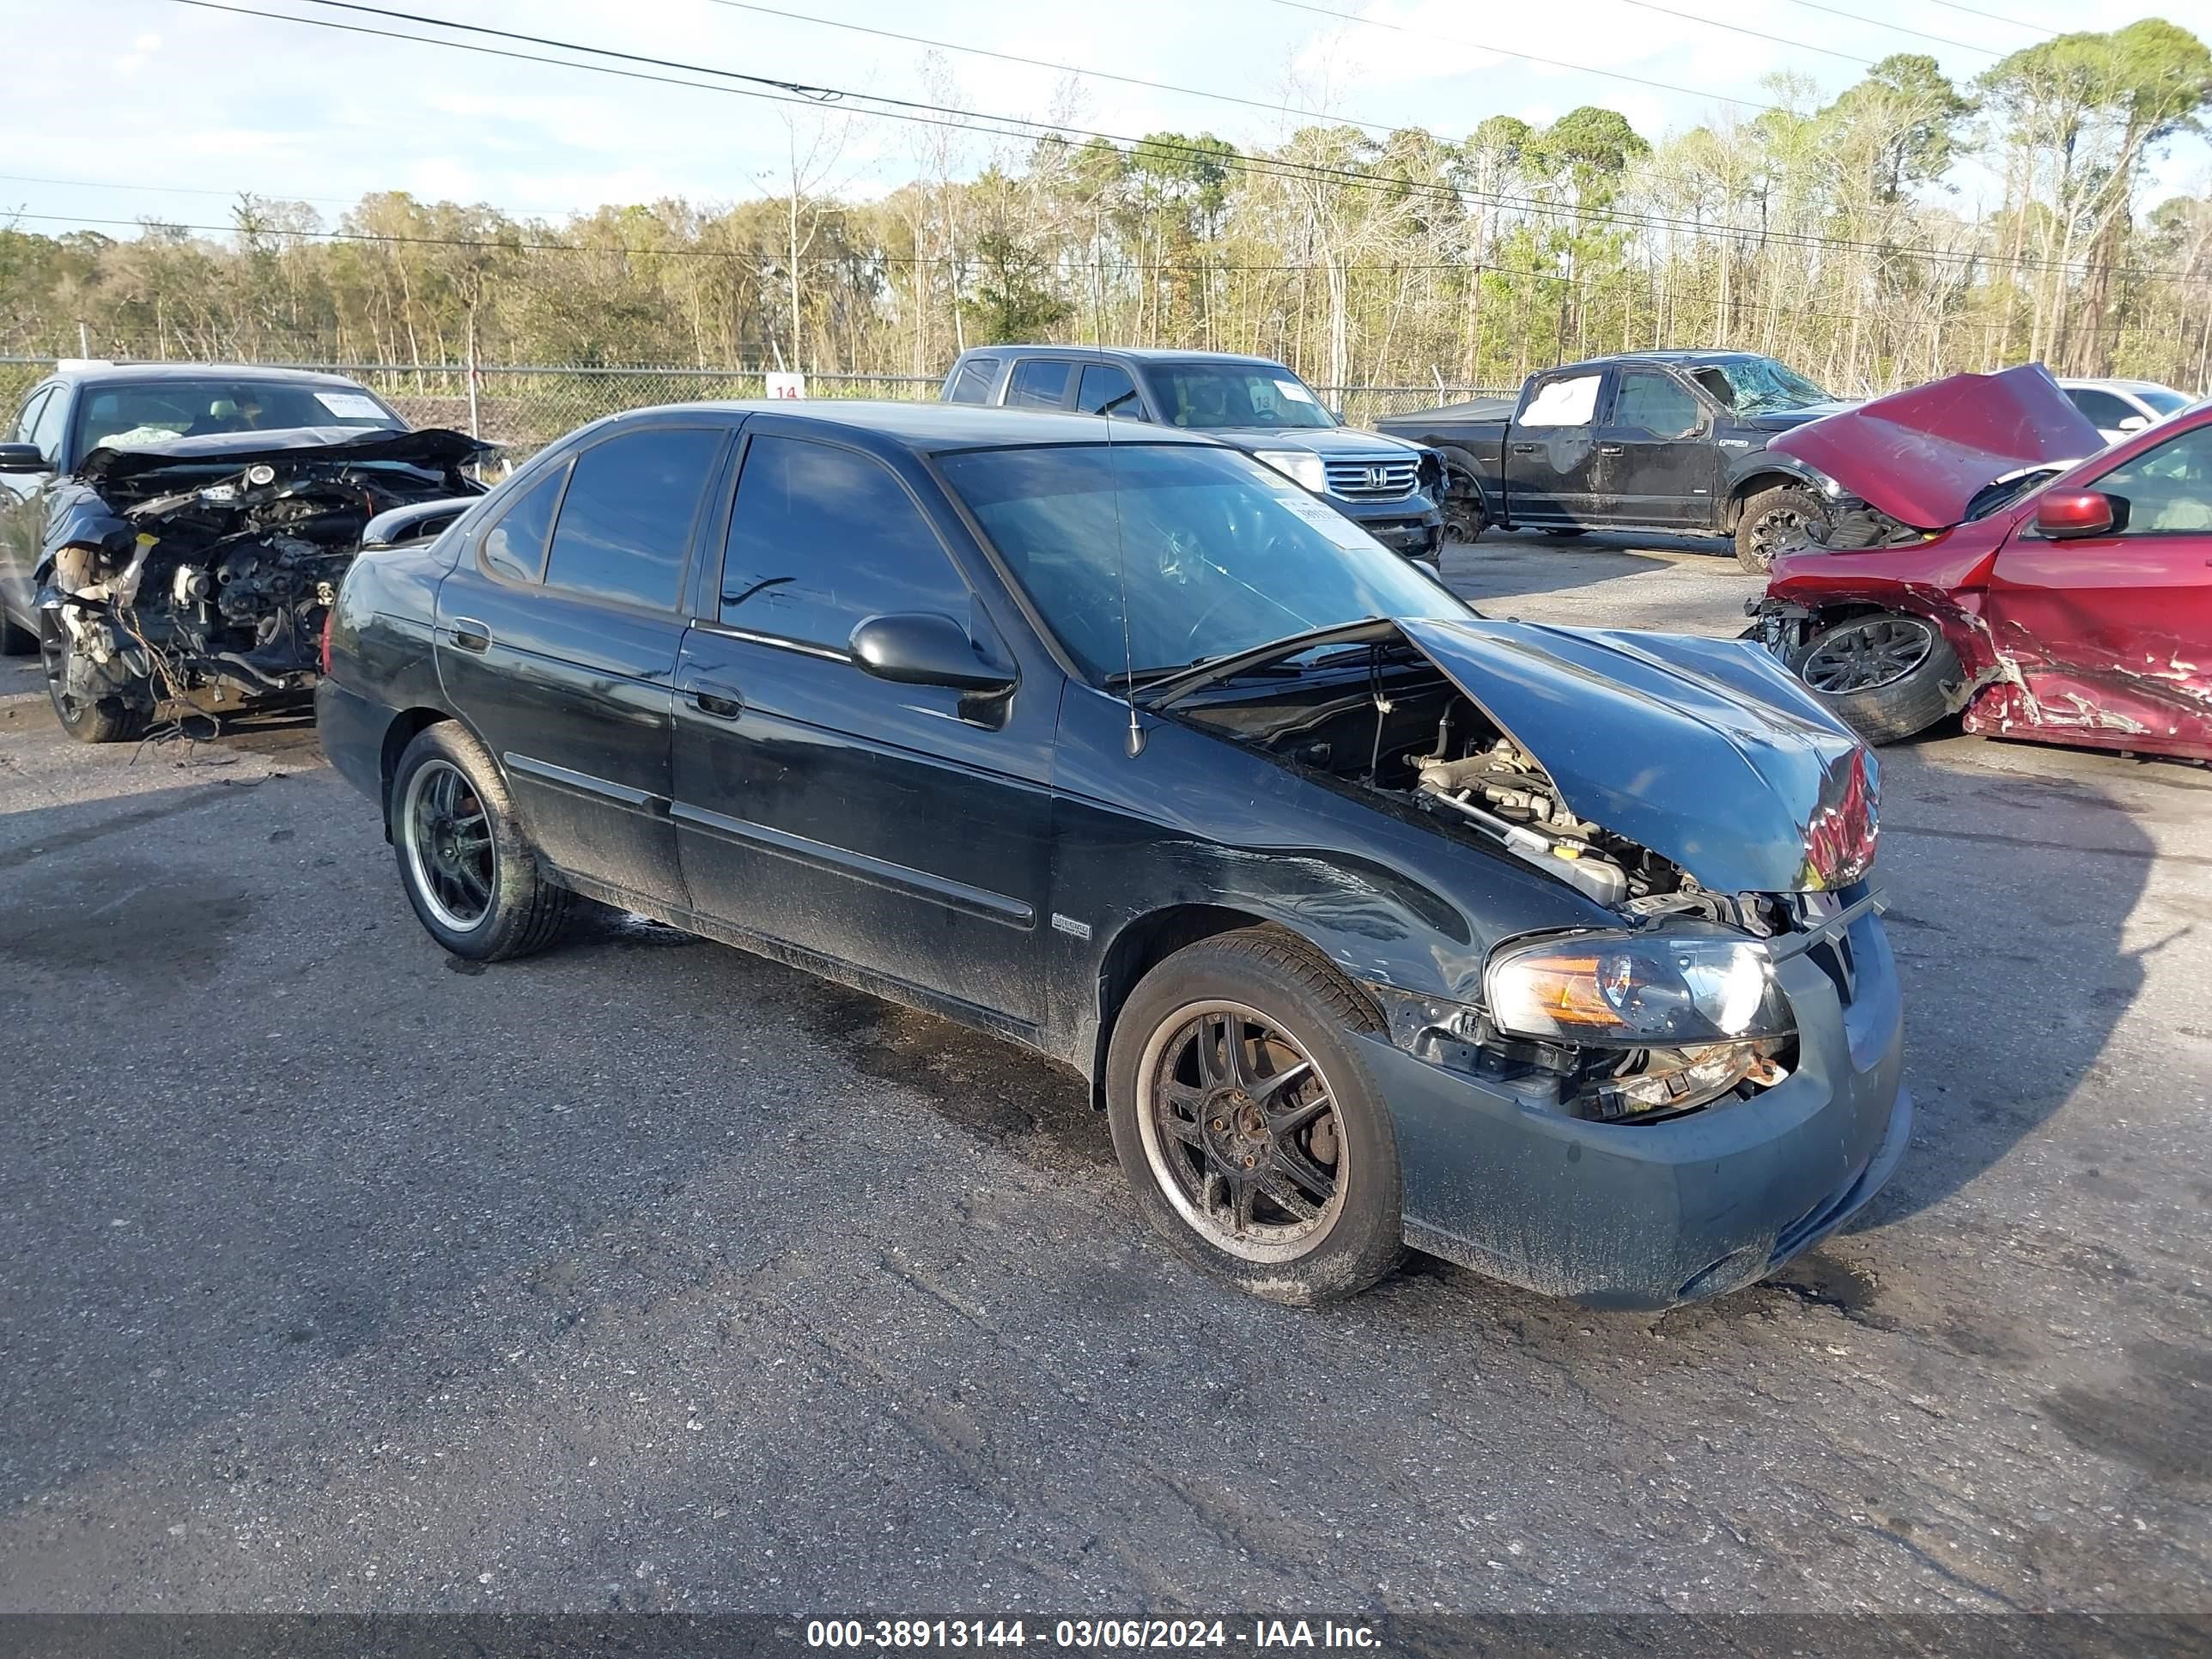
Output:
[
  {"xmin": 315, "ymin": 392, "xmax": 388, "ymax": 420},
  {"xmin": 1274, "ymin": 379, "xmax": 1316, "ymax": 404}
]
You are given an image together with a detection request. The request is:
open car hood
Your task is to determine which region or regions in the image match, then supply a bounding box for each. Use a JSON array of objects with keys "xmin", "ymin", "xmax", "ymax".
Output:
[
  {"xmin": 76, "ymin": 425, "xmax": 497, "ymax": 485},
  {"xmin": 1397, "ymin": 617, "xmax": 1878, "ymax": 893},
  {"xmin": 1765, "ymin": 364, "xmax": 2103, "ymax": 530}
]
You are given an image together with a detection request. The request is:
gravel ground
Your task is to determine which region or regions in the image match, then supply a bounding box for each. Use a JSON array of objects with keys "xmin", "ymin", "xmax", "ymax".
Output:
[{"xmin": 0, "ymin": 530, "xmax": 2207, "ymax": 1617}]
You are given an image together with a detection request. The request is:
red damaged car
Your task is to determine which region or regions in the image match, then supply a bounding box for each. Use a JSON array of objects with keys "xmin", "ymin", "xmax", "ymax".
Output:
[{"xmin": 1752, "ymin": 364, "xmax": 2212, "ymax": 763}]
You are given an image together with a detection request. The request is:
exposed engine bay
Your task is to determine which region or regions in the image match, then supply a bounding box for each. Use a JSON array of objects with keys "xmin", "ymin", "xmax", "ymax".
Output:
[
  {"xmin": 38, "ymin": 427, "xmax": 489, "ymax": 731},
  {"xmin": 1179, "ymin": 641, "xmax": 1848, "ymax": 1127}
]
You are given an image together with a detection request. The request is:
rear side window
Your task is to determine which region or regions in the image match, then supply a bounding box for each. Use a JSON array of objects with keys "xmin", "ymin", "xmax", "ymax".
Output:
[
  {"xmin": 481, "ymin": 461, "xmax": 569, "ymax": 582},
  {"xmin": 1520, "ymin": 374, "xmax": 1601, "ymax": 428},
  {"xmin": 945, "ymin": 356, "xmax": 1000, "ymax": 404},
  {"xmin": 719, "ymin": 434, "xmax": 969, "ymax": 651},
  {"xmin": 1077, "ymin": 362, "xmax": 1143, "ymax": 418},
  {"xmin": 1611, "ymin": 371, "xmax": 1702, "ymax": 436},
  {"xmin": 1006, "ymin": 360, "xmax": 1072, "ymax": 409},
  {"xmin": 542, "ymin": 427, "xmax": 723, "ymax": 610}
]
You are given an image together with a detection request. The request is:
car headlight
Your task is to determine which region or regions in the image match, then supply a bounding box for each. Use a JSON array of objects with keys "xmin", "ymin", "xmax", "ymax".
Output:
[
  {"xmin": 1484, "ymin": 932, "xmax": 1794, "ymax": 1048},
  {"xmin": 1253, "ymin": 449, "xmax": 1328, "ymax": 494}
]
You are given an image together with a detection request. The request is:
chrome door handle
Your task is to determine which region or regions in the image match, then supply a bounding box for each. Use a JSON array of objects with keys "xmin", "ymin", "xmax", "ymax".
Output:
[
  {"xmin": 450, "ymin": 617, "xmax": 490, "ymax": 653},
  {"xmin": 689, "ymin": 681, "xmax": 744, "ymax": 719},
  {"xmin": 1511, "ymin": 443, "xmax": 1540, "ymax": 454},
  {"xmin": 1598, "ymin": 443, "xmax": 1623, "ymax": 455}
]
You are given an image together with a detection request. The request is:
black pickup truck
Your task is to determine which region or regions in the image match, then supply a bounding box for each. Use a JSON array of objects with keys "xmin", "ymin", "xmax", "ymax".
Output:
[{"xmin": 1377, "ymin": 351, "xmax": 1856, "ymax": 572}]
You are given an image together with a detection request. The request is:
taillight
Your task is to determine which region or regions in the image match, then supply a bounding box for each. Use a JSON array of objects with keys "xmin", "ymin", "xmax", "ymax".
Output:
[{"xmin": 319, "ymin": 606, "xmax": 336, "ymax": 677}]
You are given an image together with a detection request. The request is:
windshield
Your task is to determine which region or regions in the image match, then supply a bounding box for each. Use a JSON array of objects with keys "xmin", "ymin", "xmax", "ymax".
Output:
[
  {"xmin": 2136, "ymin": 386, "xmax": 2191, "ymax": 416},
  {"xmin": 1145, "ymin": 362, "xmax": 1336, "ymax": 430},
  {"xmin": 72, "ymin": 379, "xmax": 403, "ymax": 455},
  {"xmin": 1689, "ymin": 357, "xmax": 1831, "ymax": 416},
  {"xmin": 938, "ymin": 443, "xmax": 1464, "ymax": 684}
]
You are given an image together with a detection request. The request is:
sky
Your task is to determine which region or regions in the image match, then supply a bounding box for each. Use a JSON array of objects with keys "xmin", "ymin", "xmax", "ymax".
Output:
[{"xmin": 6, "ymin": 0, "xmax": 2212, "ymax": 239}]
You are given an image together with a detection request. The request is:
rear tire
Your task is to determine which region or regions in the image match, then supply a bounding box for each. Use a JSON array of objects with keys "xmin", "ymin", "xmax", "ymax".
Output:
[
  {"xmin": 40, "ymin": 616, "xmax": 150, "ymax": 744},
  {"xmin": 1105, "ymin": 927, "xmax": 1404, "ymax": 1304},
  {"xmin": 1735, "ymin": 485, "xmax": 1832, "ymax": 574},
  {"xmin": 1790, "ymin": 612, "xmax": 1962, "ymax": 744},
  {"xmin": 390, "ymin": 721, "xmax": 574, "ymax": 961}
]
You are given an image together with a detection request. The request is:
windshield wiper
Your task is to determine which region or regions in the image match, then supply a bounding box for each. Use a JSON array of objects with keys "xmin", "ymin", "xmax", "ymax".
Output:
[{"xmin": 1136, "ymin": 619, "xmax": 1397, "ymax": 711}]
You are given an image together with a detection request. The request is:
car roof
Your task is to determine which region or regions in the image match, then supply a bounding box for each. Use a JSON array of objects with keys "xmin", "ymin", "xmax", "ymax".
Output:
[
  {"xmin": 1548, "ymin": 350, "xmax": 1773, "ymax": 373},
  {"xmin": 2057, "ymin": 377, "xmax": 2178, "ymax": 394},
  {"xmin": 48, "ymin": 362, "xmax": 374, "ymax": 389},
  {"xmin": 952, "ymin": 344, "xmax": 1291, "ymax": 368},
  {"xmin": 599, "ymin": 398, "xmax": 1223, "ymax": 453}
]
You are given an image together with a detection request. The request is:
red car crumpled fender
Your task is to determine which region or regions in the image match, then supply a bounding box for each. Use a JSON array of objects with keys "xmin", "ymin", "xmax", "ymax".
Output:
[{"xmin": 1753, "ymin": 367, "xmax": 2212, "ymax": 763}]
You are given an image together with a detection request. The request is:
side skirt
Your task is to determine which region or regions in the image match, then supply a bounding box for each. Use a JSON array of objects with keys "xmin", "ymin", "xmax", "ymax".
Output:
[{"xmin": 544, "ymin": 863, "xmax": 1053, "ymax": 1056}]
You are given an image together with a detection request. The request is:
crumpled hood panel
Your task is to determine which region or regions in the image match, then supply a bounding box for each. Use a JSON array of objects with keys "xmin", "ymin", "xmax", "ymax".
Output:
[
  {"xmin": 1766, "ymin": 365, "xmax": 2103, "ymax": 530},
  {"xmin": 76, "ymin": 425, "xmax": 497, "ymax": 484},
  {"xmin": 1398, "ymin": 617, "xmax": 1878, "ymax": 893}
]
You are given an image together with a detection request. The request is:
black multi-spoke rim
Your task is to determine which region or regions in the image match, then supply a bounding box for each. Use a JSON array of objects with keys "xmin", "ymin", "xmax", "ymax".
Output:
[
  {"xmin": 1748, "ymin": 507, "xmax": 1814, "ymax": 567},
  {"xmin": 40, "ymin": 627, "xmax": 86, "ymax": 721},
  {"xmin": 1801, "ymin": 617, "xmax": 1936, "ymax": 693},
  {"xmin": 1138, "ymin": 1001, "xmax": 1345, "ymax": 1262},
  {"xmin": 402, "ymin": 759, "xmax": 495, "ymax": 931}
]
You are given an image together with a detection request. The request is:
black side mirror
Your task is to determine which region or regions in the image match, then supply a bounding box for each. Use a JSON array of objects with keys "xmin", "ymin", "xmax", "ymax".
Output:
[
  {"xmin": 0, "ymin": 443, "xmax": 50, "ymax": 474},
  {"xmin": 849, "ymin": 611, "xmax": 1016, "ymax": 696}
]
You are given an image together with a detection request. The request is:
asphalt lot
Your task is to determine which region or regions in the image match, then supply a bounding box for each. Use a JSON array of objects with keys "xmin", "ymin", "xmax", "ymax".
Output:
[{"xmin": 2, "ymin": 528, "xmax": 2208, "ymax": 1617}]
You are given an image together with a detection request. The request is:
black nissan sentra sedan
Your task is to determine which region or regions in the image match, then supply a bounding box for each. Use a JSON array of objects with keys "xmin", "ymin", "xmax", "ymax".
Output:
[{"xmin": 319, "ymin": 401, "xmax": 1909, "ymax": 1308}]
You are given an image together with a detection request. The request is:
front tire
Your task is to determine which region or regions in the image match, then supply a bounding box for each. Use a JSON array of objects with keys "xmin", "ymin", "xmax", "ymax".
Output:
[
  {"xmin": 1735, "ymin": 484, "xmax": 1832, "ymax": 574},
  {"xmin": 40, "ymin": 617, "xmax": 150, "ymax": 744},
  {"xmin": 1791, "ymin": 612, "xmax": 1962, "ymax": 744},
  {"xmin": 1106, "ymin": 927, "xmax": 1404, "ymax": 1304},
  {"xmin": 390, "ymin": 721, "xmax": 574, "ymax": 961},
  {"xmin": 1441, "ymin": 480, "xmax": 1486, "ymax": 544}
]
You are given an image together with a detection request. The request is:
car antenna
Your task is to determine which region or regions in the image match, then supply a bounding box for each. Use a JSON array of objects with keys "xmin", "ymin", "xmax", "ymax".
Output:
[{"xmin": 1107, "ymin": 405, "xmax": 1146, "ymax": 758}]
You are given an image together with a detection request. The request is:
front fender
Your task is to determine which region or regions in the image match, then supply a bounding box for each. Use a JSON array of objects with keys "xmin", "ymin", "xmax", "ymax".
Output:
[{"xmin": 1723, "ymin": 451, "xmax": 1836, "ymax": 516}]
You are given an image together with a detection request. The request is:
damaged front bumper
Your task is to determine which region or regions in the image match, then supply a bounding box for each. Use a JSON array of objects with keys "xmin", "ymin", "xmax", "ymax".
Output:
[{"xmin": 1367, "ymin": 907, "xmax": 1908, "ymax": 1310}]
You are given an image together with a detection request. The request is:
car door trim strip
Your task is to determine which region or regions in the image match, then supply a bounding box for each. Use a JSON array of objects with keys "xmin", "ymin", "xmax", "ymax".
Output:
[
  {"xmin": 670, "ymin": 801, "xmax": 1034, "ymax": 928},
  {"xmin": 502, "ymin": 752, "xmax": 665, "ymax": 814}
]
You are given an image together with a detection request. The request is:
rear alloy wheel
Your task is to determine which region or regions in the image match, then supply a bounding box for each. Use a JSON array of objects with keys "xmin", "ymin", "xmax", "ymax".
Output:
[
  {"xmin": 40, "ymin": 616, "xmax": 150, "ymax": 744},
  {"xmin": 1107, "ymin": 928, "xmax": 1403, "ymax": 1303},
  {"xmin": 391, "ymin": 722, "xmax": 574, "ymax": 961},
  {"xmin": 1793, "ymin": 612, "xmax": 1962, "ymax": 744},
  {"xmin": 1735, "ymin": 484, "xmax": 1831, "ymax": 574}
]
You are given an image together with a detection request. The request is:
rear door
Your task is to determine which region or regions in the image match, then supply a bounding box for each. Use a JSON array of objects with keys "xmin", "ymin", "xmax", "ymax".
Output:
[
  {"xmin": 1004, "ymin": 358, "xmax": 1076, "ymax": 410},
  {"xmin": 1504, "ymin": 368, "xmax": 1607, "ymax": 525},
  {"xmin": 671, "ymin": 424, "xmax": 1057, "ymax": 1029},
  {"xmin": 0, "ymin": 383, "xmax": 61, "ymax": 624},
  {"xmin": 434, "ymin": 418, "xmax": 732, "ymax": 913},
  {"xmin": 1986, "ymin": 420, "xmax": 2212, "ymax": 733},
  {"xmin": 1595, "ymin": 367, "xmax": 1717, "ymax": 528}
]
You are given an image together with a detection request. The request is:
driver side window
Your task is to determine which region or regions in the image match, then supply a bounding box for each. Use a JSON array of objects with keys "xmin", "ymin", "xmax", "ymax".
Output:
[
  {"xmin": 1611, "ymin": 371, "xmax": 1702, "ymax": 436},
  {"xmin": 11, "ymin": 387, "xmax": 53, "ymax": 448},
  {"xmin": 27, "ymin": 388, "xmax": 69, "ymax": 464},
  {"xmin": 2091, "ymin": 425, "xmax": 2212, "ymax": 537}
]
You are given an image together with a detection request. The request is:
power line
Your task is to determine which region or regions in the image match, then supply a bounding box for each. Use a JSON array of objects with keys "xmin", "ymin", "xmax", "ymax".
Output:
[
  {"xmin": 1603, "ymin": 0, "xmax": 1877, "ymax": 67},
  {"xmin": 1923, "ymin": 0, "xmax": 2057, "ymax": 39},
  {"xmin": 143, "ymin": 0, "xmax": 2195, "ymax": 285},
  {"xmin": 1255, "ymin": 0, "xmax": 1782, "ymax": 115},
  {"xmin": 1770, "ymin": 0, "xmax": 1999, "ymax": 57}
]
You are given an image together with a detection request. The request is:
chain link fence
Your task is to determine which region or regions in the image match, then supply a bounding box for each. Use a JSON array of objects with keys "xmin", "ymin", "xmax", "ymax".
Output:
[{"xmin": 0, "ymin": 356, "xmax": 1513, "ymax": 457}]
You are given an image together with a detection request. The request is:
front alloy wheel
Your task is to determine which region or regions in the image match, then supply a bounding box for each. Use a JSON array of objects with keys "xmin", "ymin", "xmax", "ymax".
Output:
[
  {"xmin": 1138, "ymin": 1001, "xmax": 1346, "ymax": 1263},
  {"xmin": 1799, "ymin": 615, "xmax": 1936, "ymax": 694}
]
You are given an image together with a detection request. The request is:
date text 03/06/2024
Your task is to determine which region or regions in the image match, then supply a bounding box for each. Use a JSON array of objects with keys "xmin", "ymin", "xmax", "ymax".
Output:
[{"xmin": 802, "ymin": 1619, "xmax": 1381, "ymax": 1650}]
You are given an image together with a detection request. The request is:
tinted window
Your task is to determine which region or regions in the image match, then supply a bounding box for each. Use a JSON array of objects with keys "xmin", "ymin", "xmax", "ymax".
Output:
[
  {"xmin": 2137, "ymin": 386, "xmax": 2190, "ymax": 416},
  {"xmin": 945, "ymin": 356, "xmax": 1000, "ymax": 404},
  {"xmin": 1612, "ymin": 371, "xmax": 1702, "ymax": 435},
  {"xmin": 11, "ymin": 387, "xmax": 52, "ymax": 447},
  {"xmin": 1077, "ymin": 362, "xmax": 1144, "ymax": 418},
  {"xmin": 29, "ymin": 390, "xmax": 68, "ymax": 462},
  {"xmin": 70, "ymin": 378, "xmax": 401, "ymax": 454},
  {"xmin": 1150, "ymin": 362, "xmax": 1333, "ymax": 428},
  {"xmin": 1006, "ymin": 360, "xmax": 1072, "ymax": 409},
  {"xmin": 2066, "ymin": 387, "xmax": 2136, "ymax": 430},
  {"xmin": 542, "ymin": 427, "xmax": 722, "ymax": 610},
  {"xmin": 938, "ymin": 443, "xmax": 1462, "ymax": 684},
  {"xmin": 481, "ymin": 460, "xmax": 569, "ymax": 582},
  {"xmin": 2091, "ymin": 424, "xmax": 2212, "ymax": 535},
  {"xmin": 720, "ymin": 434, "xmax": 969, "ymax": 650}
]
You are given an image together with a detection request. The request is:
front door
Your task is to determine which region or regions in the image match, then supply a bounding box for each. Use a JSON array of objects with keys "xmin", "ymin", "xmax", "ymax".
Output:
[
  {"xmin": 1504, "ymin": 368, "xmax": 1607, "ymax": 525},
  {"xmin": 434, "ymin": 420, "xmax": 732, "ymax": 913},
  {"xmin": 0, "ymin": 384, "xmax": 64, "ymax": 624},
  {"xmin": 1595, "ymin": 368, "xmax": 1716, "ymax": 529},
  {"xmin": 671, "ymin": 424, "xmax": 1057, "ymax": 1029},
  {"xmin": 1986, "ymin": 422, "xmax": 2212, "ymax": 740}
]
